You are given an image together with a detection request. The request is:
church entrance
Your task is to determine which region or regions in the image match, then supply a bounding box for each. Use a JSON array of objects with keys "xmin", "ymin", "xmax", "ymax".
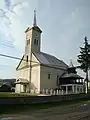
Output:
[{"xmin": 23, "ymin": 85, "xmax": 27, "ymax": 92}]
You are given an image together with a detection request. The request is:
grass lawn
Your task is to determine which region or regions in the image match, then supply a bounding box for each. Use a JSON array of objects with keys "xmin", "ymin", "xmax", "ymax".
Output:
[
  {"xmin": 0, "ymin": 92, "xmax": 38, "ymax": 97},
  {"xmin": 0, "ymin": 97, "xmax": 89, "ymax": 115}
]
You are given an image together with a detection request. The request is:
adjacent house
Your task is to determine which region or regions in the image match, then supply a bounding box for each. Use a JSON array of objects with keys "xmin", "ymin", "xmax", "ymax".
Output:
[
  {"xmin": 0, "ymin": 79, "xmax": 16, "ymax": 92},
  {"xmin": 59, "ymin": 61, "xmax": 84, "ymax": 94}
]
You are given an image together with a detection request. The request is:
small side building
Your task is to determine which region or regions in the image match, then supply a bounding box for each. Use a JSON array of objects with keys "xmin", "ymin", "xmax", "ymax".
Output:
[{"xmin": 59, "ymin": 61, "xmax": 84, "ymax": 94}]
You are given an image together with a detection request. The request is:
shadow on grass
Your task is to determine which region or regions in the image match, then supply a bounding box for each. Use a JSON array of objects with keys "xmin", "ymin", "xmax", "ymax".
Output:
[{"xmin": 0, "ymin": 98, "xmax": 89, "ymax": 115}]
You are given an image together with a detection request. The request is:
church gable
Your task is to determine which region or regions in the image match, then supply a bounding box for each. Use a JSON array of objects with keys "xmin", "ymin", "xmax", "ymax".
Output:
[
  {"xmin": 31, "ymin": 53, "xmax": 40, "ymax": 67},
  {"xmin": 16, "ymin": 53, "xmax": 40, "ymax": 71},
  {"xmin": 16, "ymin": 55, "xmax": 28, "ymax": 71}
]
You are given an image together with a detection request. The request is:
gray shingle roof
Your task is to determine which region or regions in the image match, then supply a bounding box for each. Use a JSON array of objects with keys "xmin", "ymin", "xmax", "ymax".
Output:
[
  {"xmin": 33, "ymin": 52, "xmax": 68, "ymax": 69},
  {"xmin": 60, "ymin": 72, "xmax": 83, "ymax": 79},
  {"xmin": 15, "ymin": 78, "xmax": 29, "ymax": 84}
]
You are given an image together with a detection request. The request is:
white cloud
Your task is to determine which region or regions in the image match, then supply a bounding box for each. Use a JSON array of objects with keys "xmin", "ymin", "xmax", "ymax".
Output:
[
  {"xmin": 59, "ymin": 7, "xmax": 88, "ymax": 77},
  {"xmin": 0, "ymin": 0, "xmax": 29, "ymax": 53},
  {"xmin": 12, "ymin": 1, "xmax": 29, "ymax": 16},
  {"xmin": 0, "ymin": 0, "xmax": 5, "ymax": 9},
  {"xmin": 59, "ymin": 7, "xmax": 84, "ymax": 57}
]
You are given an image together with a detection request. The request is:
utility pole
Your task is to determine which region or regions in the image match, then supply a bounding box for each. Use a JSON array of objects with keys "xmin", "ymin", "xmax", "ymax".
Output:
[
  {"xmin": 29, "ymin": 50, "xmax": 32, "ymax": 93},
  {"xmin": 84, "ymin": 36, "xmax": 89, "ymax": 93}
]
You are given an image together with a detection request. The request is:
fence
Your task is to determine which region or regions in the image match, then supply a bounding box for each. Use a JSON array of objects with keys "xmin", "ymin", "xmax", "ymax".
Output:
[{"xmin": 30, "ymin": 88, "xmax": 84, "ymax": 96}]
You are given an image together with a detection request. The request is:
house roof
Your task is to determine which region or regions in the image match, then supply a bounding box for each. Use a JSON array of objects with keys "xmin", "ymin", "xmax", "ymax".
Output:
[
  {"xmin": 15, "ymin": 78, "xmax": 29, "ymax": 84},
  {"xmin": 0, "ymin": 81, "xmax": 11, "ymax": 87},
  {"xmin": 33, "ymin": 52, "xmax": 68, "ymax": 70},
  {"xmin": 0, "ymin": 79, "xmax": 16, "ymax": 87}
]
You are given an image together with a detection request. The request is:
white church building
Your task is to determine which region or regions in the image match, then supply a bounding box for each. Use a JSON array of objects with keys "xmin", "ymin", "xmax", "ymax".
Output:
[{"xmin": 15, "ymin": 10, "xmax": 84, "ymax": 94}]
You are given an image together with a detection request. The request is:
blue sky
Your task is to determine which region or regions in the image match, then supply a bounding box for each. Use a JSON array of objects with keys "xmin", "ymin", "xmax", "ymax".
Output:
[{"xmin": 0, "ymin": 0, "xmax": 90, "ymax": 78}]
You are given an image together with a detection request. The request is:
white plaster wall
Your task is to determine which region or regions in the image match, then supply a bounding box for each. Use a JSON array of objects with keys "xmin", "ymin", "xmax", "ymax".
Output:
[
  {"xmin": 17, "ymin": 68, "xmax": 29, "ymax": 81},
  {"xmin": 15, "ymin": 84, "xmax": 24, "ymax": 93},
  {"xmin": 25, "ymin": 27, "xmax": 41, "ymax": 54},
  {"xmin": 15, "ymin": 84, "xmax": 20, "ymax": 93},
  {"xmin": 31, "ymin": 65, "xmax": 40, "ymax": 92},
  {"xmin": 40, "ymin": 65, "xmax": 66, "ymax": 89},
  {"xmin": 30, "ymin": 53, "xmax": 40, "ymax": 91},
  {"xmin": 25, "ymin": 29, "xmax": 32, "ymax": 54},
  {"xmin": 20, "ymin": 84, "xmax": 24, "ymax": 92},
  {"xmin": 16, "ymin": 53, "xmax": 40, "ymax": 93},
  {"xmin": 31, "ymin": 29, "xmax": 41, "ymax": 52}
]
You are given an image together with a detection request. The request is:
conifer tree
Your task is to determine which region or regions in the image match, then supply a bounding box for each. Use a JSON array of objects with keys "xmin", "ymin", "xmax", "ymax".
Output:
[{"xmin": 77, "ymin": 36, "xmax": 90, "ymax": 93}]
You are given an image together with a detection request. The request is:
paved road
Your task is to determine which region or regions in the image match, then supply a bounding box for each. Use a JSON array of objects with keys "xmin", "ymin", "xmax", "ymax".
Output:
[{"xmin": 1, "ymin": 101, "xmax": 90, "ymax": 120}]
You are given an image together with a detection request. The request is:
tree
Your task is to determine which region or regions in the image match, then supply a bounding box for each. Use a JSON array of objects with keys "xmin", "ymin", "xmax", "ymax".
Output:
[{"xmin": 77, "ymin": 36, "xmax": 90, "ymax": 93}]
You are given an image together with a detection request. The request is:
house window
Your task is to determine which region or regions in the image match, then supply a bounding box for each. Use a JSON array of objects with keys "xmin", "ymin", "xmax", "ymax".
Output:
[
  {"xmin": 27, "ymin": 39, "xmax": 30, "ymax": 45},
  {"xmin": 26, "ymin": 55, "xmax": 28, "ymax": 62},
  {"xmin": 57, "ymin": 75, "xmax": 59, "ymax": 85},
  {"xmin": 48, "ymin": 74, "xmax": 51, "ymax": 79}
]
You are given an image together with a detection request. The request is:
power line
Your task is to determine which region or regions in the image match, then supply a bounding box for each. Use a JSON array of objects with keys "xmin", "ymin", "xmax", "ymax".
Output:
[
  {"xmin": 0, "ymin": 53, "xmax": 80, "ymax": 69},
  {"xmin": 0, "ymin": 53, "xmax": 38, "ymax": 63}
]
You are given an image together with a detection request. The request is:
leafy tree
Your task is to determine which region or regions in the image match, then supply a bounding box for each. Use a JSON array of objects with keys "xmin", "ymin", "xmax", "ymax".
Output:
[{"xmin": 77, "ymin": 36, "xmax": 90, "ymax": 93}]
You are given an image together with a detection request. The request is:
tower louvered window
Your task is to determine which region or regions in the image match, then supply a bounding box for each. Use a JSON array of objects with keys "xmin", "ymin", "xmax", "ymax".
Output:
[{"xmin": 27, "ymin": 39, "xmax": 30, "ymax": 45}]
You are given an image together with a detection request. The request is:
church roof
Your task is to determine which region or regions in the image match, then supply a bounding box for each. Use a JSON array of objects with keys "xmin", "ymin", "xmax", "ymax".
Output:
[
  {"xmin": 33, "ymin": 52, "xmax": 68, "ymax": 70},
  {"xmin": 60, "ymin": 72, "xmax": 83, "ymax": 79},
  {"xmin": 25, "ymin": 10, "xmax": 42, "ymax": 33},
  {"xmin": 25, "ymin": 26, "xmax": 42, "ymax": 33},
  {"xmin": 15, "ymin": 78, "xmax": 29, "ymax": 84}
]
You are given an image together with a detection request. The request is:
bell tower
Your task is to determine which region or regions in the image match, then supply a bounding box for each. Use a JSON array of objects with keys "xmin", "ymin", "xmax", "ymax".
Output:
[{"xmin": 25, "ymin": 10, "xmax": 42, "ymax": 55}]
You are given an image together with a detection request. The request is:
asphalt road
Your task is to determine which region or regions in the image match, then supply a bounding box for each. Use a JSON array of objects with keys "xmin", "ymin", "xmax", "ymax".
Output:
[{"xmin": 0, "ymin": 101, "xmax": 90, "ymax": 120}]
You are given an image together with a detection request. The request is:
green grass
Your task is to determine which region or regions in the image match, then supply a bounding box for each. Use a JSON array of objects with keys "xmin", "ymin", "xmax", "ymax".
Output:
[
  {"xmin": 0, "ymin": 92, "xmax": 38, "ymax": 97},
  {"xmin": 0, "ymin": 98, "xmax": 89, "ymax": 115}
]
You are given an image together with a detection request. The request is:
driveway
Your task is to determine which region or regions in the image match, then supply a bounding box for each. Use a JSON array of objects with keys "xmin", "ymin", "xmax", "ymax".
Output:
[{"xmin": 0, "ymin": 101, "xmax": 90, "ymax": 120}]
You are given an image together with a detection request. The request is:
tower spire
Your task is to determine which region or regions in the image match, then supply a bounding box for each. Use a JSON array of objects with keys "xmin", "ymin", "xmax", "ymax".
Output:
[
  {"xmin": 69, "ymin": 59, "xmax": 74, "ymax": 67},
  {"xmin": 33, "ymin": 9, "xmax": 37, "ymax": 27}
]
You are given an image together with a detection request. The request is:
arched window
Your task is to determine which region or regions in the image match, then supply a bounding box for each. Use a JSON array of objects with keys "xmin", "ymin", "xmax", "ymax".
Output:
[
  {"xmin": 57, "ymin": 75, "xmax": 59, "ymax": 85},
  {"xmin": 27, "ymin": 39, "xmax": 30, "ymax": 45},
  {"xmin": 36, "ymin": 40, "xmax": 38, "ymax": 45},
  {"xmin": 34, "ymin": 39, "xmax": 38, "ymax": 45},
  {"xmin": 26, "ymin": 55, "xmax": 28, "ymax": 62},
  {"xmin": 48, "ymin": 74, "xmax": 51, "ymax": 79},
  {"xmin": 34, "ymin": 39, "xmax": 36, "ymax": 44}
]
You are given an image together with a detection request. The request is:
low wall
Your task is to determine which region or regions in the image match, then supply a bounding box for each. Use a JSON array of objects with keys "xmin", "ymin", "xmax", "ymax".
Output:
[{"xmin": 0, "ymin": 93, "xmax": 90, "ymax": 105}]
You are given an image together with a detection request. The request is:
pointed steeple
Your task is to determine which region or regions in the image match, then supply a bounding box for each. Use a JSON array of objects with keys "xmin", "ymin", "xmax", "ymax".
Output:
[
  {"xmin": 25, "ymin": 9, "xmax": 42, "ymax": 33},
  {"xmin": 33, "ymin": 9, "xmax": 37, "ymax": 27},
  {"xmin": 67, "ymin": 59, "xmax": 77, "ymax": 73},
  {"xmin": 69, "ymin": 59, "xmax": 74, "ymax": 68}
]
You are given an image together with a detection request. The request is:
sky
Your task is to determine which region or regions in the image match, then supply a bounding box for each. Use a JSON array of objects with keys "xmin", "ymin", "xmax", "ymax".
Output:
[{"xmin": 0, "ymin": 0, "xmax": 90, "ymax": 78}]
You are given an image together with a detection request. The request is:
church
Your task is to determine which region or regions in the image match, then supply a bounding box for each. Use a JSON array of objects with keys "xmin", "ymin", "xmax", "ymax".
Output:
[{"xmin": 15, "ymin": 10, "xmax": 73, "ymax": 93}]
